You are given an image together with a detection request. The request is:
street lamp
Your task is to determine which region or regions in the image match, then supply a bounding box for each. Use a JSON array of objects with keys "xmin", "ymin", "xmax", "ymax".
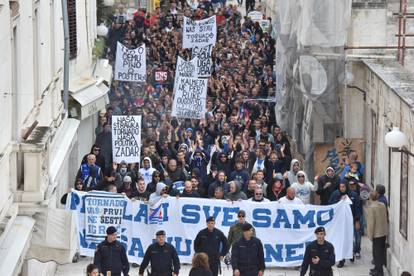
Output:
[{"xmin": 385, "ymin": 127, "xmax": 414, "ymax": 157}]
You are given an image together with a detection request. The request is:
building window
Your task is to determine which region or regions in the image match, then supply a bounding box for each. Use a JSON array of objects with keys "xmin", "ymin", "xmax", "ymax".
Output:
[
  {"xmin": 68, "ymin": 0, "xmax": 77, "ymax": 59},
  {"xmin": 400, "ymin": 151, "xmax": 409, "ymax": 239}
]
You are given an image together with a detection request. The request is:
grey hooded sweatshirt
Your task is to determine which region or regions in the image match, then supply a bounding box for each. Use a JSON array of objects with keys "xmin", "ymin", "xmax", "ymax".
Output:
[
  {"xmin": 225, "ymin": 181, "xmax": 247, "ymax": 201},
  {"xmin": 148, "ymin": 182, "xmax": 168, "ymax": 206},
  {"xmin": 287, "ymin": 159, "xmax": 300, "ymax": 185}
]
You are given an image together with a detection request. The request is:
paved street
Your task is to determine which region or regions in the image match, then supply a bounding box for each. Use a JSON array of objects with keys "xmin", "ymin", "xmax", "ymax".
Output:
[{"xmin": 56, "ymin": 236, "xmax": 381, "ymax": 275}]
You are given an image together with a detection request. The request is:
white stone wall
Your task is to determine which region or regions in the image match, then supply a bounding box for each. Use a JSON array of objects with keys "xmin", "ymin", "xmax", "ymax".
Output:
[
  {"xmin": 344, "ymin": 60, "xmax": 414, "ymax": 274},
  {"xmin": 0, "ymin": 0, "xmax": 99, "ymax": 274},
  {"xmin": 347, "ymin": 7, "xmax": 387, "ymax": 55},
  {"xmin": 0, "ymin": 0, "xmax": 13, "ymax": 220}
]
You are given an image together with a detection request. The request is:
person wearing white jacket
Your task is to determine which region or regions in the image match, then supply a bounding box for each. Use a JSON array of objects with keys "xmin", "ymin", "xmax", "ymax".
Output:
[
  {"xmin": 290, "ymin": 171, "xmax": 317, "ymax": 204},
  {"xmin": 139, "ymin": 157, "xmax": 156, "ymax": 188}
]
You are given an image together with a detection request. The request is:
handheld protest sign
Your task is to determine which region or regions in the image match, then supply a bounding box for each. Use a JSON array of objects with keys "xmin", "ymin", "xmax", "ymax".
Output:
[
  {"xmin": 114, "ymin": 42, "xmax": 146, "ymax": 82},
  {"xmin": 111, "ymin": 115, "xmax": 142, "ymax": 164}
]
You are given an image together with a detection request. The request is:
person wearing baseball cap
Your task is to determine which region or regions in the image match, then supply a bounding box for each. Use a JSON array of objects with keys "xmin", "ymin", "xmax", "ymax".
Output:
[
  {"xmin": 194, "ymin": 216, "xmax": 229, "ymax": 276},
  {"xmin": 300, "ymin": 227, "xmax": 335, "ymax": 276},
  {"xmin": 93, "ymin": 226, "xmax": 129, "ymax": 276},
  {"xmin": 231, "ymin": 223, "xmax": 265, "ymax": 276},
  {"xmin": 139, "ymin": 230, "xmax": 180, "ymax": 276}
]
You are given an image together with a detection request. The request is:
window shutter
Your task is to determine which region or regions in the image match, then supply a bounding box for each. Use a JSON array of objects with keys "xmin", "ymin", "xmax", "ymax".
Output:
[{"xmin": 67, "ymin": 0, "xmax": 77, "ymax": 59}]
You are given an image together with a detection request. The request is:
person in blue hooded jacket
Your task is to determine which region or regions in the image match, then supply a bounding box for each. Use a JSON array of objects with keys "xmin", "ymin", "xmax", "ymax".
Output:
[{"xmin": 329, "ymin": 181, "xmax": 362, "ymax": 267}]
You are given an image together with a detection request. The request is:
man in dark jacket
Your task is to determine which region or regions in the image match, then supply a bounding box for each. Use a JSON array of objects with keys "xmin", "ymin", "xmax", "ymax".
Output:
[
  {"xmin": 316, "ymin": 167, "xmax": 340, "ymax": 205},
  {"xmin": 146, "ymin": 170, "xmax": 162, "ymax": 194},
  {"xmin": 139, "ymin": 230, "xmax": 180, "ymax": 276},
  {"xmin": 194, "ymin": 217, "xmax": 229, "ymax": 276},
  {"xmin": 94, "ymin": 226, "xmax": 129, "ymax": 276},
  {"xmin": 165, "ymin": 159, "xmax": 187, "ymax": 183},
  {"xmin": 229, "ymin": 160, "xmax": 250, "ymax": 191},
  {"xmin": 131, "ymin": 178, "xmax": 150, "ymax": 201},
  {"xmin": 95, "ymin": 123, "xmax": 113, "ymax": 169},
  {"xmin": 264, "ymin": 151, "xmax": 286, "ymax": 184},
  {"xmin": 300, "ymin": 227, "xmax": 335, "ymax": 276},
  {"xmin": 231, "ymin": 223, "xmax": 265, "ymax": 276},
  {"xmin": 181, "ymin": 180, "xmax": 201, "ymax": 198},
  {"xmin": 329, "ymin": 181, "xmax": 362, "ymax": 266},
  {"xmin": 208, "ymin": 171, "xmax": 227, "ymax": 198}
]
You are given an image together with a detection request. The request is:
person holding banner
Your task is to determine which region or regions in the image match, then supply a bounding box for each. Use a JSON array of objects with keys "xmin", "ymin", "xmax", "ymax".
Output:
[
  {"xmin": 329, "ymin": 181, "xmax": 362, "ymax": 267},
  {"xmin": 77, "ymin": 154, "xmax": 103, "ymax": 191},
  {"xmin": 139, "ymin": 230, "xmax": 180, "ymax": 276},
  {"xmin": 231, "ymin": 223, "xmax": 265, "ymax": 276},
  {"xmin": 194, "ymin": 217, "xmax": 229, "ymax": 276},
  {"xmin": 278, "ymin": 187, "xmax": 304, "ymax": 205},
  {"xmin": 93, "ymin": 226, "xmax": 130, "ymax": 276},
  {"xmin": 300, "ymin": 227, "xmax": 336, "ymax": 276}
]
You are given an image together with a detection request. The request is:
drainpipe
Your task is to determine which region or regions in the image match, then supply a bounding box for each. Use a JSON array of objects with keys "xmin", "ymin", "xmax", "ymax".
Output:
[{"xmin": 61, "ymin": 0, "xmax": 69, "ymax": 113}]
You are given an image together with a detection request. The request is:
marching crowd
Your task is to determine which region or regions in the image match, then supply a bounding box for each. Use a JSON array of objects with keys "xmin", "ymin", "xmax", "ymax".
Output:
[{"xmin": 73, "ymin": 0, "xmax": 392, "ymax": 276}]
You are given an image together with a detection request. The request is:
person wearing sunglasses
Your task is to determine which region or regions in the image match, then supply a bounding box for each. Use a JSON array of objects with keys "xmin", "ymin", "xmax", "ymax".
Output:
[
  {"xmin": 228, "ymin": 210, "xmax": 255, "ymax": 247},
  {"xmin": 148, "ymin": 182, "xmax": 169, "ymax": 206},
  {"xmin": 248, "ymin": 187, "xmax": 269, "ymax": 203},
  {"xmin": 290, "ymin": 171, "xmax": 317, "ymax": 205}
]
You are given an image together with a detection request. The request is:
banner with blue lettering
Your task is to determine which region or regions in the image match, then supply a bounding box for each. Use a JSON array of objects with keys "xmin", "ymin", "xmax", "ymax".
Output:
[{"xmin": 67, "ymin": 191, "xmax": 353, "ymax": 267}]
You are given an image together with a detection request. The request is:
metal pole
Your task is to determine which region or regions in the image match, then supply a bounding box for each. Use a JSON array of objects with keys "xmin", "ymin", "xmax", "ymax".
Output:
[
  {"xmin": 397, "ymin": 0, "xmax": 403, "ymax": 63},
  {"xmin": 401, "ymin": 0, "xmax": 408, "ymax": 66},
  {"xmin": 61, "ymin": 0, "xmax": 70, "ymax": 113}
]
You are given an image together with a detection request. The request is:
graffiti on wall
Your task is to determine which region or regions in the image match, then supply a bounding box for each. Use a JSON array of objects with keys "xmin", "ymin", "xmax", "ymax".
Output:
[{"xmin": 314, "ymin": 138, "xmax": 365, "ymax": 177}]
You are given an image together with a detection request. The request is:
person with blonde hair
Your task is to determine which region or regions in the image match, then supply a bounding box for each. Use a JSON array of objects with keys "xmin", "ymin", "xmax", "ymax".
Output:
[{"xmin": 190, "ymin": 253, "xmax": 213, "ymax": 276}]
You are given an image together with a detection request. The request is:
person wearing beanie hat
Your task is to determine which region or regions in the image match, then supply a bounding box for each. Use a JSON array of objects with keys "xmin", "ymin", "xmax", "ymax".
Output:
[
  {"xmin": 241, "ymin": 223, "xmax": 253, "ymax": 232},
  {"xmin": 300, "ymin": 227, "xmax": 335, "ymax": 276},
  {"xmin": 231, "ymin": 221, "xmax": 265, "ymax": 276},
  {"xmin": 118, "ymin": 175, "xmax": 134, "ymax": 198},
  {"xmin": 194, "ymin": 216, "xmax": 229, "ymax": 276},
  {"xmin": 106, "ymin": 226, "xmax": 117, "ymax": 235},
  {"xmin": 139, "ymin": 230, "xmax": 180, "ymax": 276},
  {"xmin": 94, "ymin": 226, "xmax": 129, "ymax": 276}
]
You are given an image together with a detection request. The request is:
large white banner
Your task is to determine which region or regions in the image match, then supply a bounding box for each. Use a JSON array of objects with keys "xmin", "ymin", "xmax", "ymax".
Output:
[
  {"xmin": 183, "ymin": 16, "xmax": 217, "ymax": 49},
  {"xmin": 171, "ymin": 77, "xmax": 207, "ymax": 119},
  {"xmin": 111, "ymin": 115, "xmax": 142, "ymax": 163},
  {"xmin": 114, "ymin": 42, "xmax": 146, "ymax": 82},
  {"xmin": 192, "ymin": 44, "xmax": 213, "ymax": 78},
  {"xmin": 67, "ymin": 191, "xmax": 354, "ymax": 267}
]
